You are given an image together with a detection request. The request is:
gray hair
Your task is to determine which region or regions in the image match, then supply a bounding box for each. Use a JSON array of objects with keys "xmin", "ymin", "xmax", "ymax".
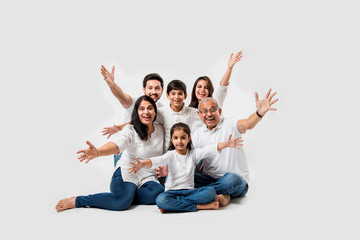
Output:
[{"xmin": 198, "ymin": 97, "xmax": 219, "ymax": 111}]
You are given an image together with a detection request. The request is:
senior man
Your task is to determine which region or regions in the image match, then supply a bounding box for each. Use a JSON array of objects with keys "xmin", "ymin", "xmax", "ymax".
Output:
[{"xmin": 192, "ymin": 89, "xmax": 278, "ymax": 206}]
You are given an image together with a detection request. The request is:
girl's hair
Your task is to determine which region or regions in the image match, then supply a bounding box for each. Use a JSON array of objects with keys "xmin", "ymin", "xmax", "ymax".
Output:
[
  {"xmin": 188, "ymin": 76, "xmax": 214, "ymax": 108},
  {"xmin": 130, "ymin": 95, "xmax": 157, "ymax": 141},
  {"xmin": 168, "ymin": 122, "xmax": 193, "ymax": 151}
]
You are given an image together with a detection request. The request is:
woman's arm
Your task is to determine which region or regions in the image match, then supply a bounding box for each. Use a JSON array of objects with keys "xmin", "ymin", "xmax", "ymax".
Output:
[
  {"xmin": 219, "ymin": 51, "xmax": 243, "ymax": 86},
  {"xmin": 77, "ymin": 141, "xmax": 120, "ymax": 163}
]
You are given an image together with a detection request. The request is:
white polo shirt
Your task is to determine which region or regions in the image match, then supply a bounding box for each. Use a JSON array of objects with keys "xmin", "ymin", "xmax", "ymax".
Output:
[
  {"xmin": 150, "ymin": 144, "xmax": 219, "ymax": 191},
  {"xmin": 192, "ymin": 117, "xmax": 249, "ymax": 182},
  {"xmin": 156, "ymin": 104, "xmax": 203, "ymax": 149}
]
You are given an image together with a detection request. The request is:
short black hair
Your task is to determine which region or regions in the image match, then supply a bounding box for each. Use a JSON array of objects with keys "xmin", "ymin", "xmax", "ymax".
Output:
[
  {"xmin": 130, "ymin": 95, "xmax": 157, "ymax": 141},
  {"xmin": 143, "ymin": 73, "xmax": 164, "ymax": 89},
  {"xmin": 166, "ymin": 80, "xmax": 187, "ymax": 95}
]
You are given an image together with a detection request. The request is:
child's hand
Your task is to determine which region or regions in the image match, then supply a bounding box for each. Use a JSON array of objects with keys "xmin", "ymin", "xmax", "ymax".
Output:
[
  {"xmin": 128, "ymin": 158, "xmax": 142, "ymax": 174},
  {"xmin": 225, "ymin": 134, "xmax": 243, "ymax": 149}
]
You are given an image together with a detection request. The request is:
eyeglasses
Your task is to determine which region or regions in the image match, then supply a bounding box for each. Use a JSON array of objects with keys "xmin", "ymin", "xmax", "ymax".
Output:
[{"xmin": 199, "ymin": 107, "xmax": 218, "ymax": 115}]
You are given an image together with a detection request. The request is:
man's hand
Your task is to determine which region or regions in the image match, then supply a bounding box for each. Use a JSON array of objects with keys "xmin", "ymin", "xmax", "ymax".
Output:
[
  {"xmin": 101, "ymin": 65, "xmax": 115, "ymax": 86},
  {"xmin": 255, "ymin": 88, "xmax": 279, "ymax": 116}
]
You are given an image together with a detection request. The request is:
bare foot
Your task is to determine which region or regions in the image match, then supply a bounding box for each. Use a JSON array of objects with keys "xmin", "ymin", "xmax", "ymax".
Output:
[
  {"xmin": 197, "ymin": 200, "xmax": 220, "ymax": 211},
  {"xmin": 216, "ymin": 194, "xmax": 230, "ymax": 207},
  {"xmin": 55, "ymin": 196, "xmax": 76, "ymax": 212}
]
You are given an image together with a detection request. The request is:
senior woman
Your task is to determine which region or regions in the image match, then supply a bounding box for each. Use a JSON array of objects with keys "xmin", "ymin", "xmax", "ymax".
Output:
[{"xmin": 56, "ymin": 95, "xmax": 165, "ymax": 212}]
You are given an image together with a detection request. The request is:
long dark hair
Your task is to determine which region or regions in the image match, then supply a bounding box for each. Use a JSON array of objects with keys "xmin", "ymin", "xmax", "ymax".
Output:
[
  {"xmin": 188, "ymin": 76, "xmax": 214, "ymax": 108},
  {"xmin": 130, "ymin": 95, "xmax": 157, "ymax": 141},
  {"xmin": 167, "ymin": 122, "xmax": 193, "ymax": 151}
]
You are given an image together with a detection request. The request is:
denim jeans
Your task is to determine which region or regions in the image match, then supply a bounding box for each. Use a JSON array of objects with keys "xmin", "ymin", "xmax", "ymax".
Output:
[
  {"xmin": 113, "ymin": 152, "xmax": 122, "ymax": 167},
  {"xmin": 194, "ymin": 162, "xmax": 248, "ymax": 198},
  {"xmin": 75, "ymin": 167, "xmax": 164, "ymax": 211},
  {"xmin": 156, "ymin": 187, "xmax": 216, "ymax": 212}
]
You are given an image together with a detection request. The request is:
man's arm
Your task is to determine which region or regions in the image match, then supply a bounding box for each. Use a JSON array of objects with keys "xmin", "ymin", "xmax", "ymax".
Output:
[
  {"xmin": 101, "ymin": 65, "xmax": 133, "ymax": 109},
  {"xmin": 237, "ymin": 88, "xmax": 279, "ymax": 133}
]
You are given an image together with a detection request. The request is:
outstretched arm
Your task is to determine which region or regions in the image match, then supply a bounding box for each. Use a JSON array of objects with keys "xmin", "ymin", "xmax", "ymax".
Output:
[
  {"xmin": 101, "ymin": 65, "xmax": 133, "ymax": 109},
  {"xmin": 76, "ymin": 141, "xmax": 119, "ymax": 163},
  {"xmin": 217, "ymin": 134, "xmax": 244, "ymax": 151},
  {"xmin": 219, "ymin": 51, "xmax": 243, "ymax": 86},
  {"xmin": 237, "ymin": 88, "xmax": 279, "ymax": 133},
  {"xmin": 101, "ymin": 122, "xmax": 130, "ymax": 139},
  {"xmin": 128, "ymin": 158, "xmax": 153, "ymax": 174}
]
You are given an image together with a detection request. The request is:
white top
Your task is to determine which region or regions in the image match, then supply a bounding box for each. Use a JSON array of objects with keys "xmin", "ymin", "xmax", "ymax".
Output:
[
  {"xmin": 213, "ymin": 84, "xmax": 228, "ymax": 108},
  {"xmin": 192, "ymin": 117, "xmax": 249, "ymax": 182},
  {"xmin": 156, "ymin": 104, "xmax": 203, "ymax": 149},
  {"xmin": 122, "ymin": 96, "xmax": 164, "ymax": 123},
  {"xmin": 150, "ymin": 144, "xmax": 219, "ymax": 191},
  {"xmin": 110, "ymin": 122, "xmax": 165, "ymax": 188}
]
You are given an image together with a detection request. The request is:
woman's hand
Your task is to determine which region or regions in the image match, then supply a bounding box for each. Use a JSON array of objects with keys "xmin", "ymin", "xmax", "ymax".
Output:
[{"xmin": 76, "ymin": 141, "xmax": 99, "ymax": 163}]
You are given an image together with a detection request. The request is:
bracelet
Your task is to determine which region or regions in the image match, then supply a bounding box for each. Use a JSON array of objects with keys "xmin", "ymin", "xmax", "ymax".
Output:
[
  {"xmin": 256, "ymin": 110, "xmax": 263, "ymax": 118},
  {"xmin": 97, "ymin": 149, "xmax": 101, "ymax": 157}
]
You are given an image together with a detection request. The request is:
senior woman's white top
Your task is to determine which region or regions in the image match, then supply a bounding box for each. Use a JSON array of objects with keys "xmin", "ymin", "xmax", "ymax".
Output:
[{"xmin": 110, "ymin": 122, "xmax": 165, "ymax": 188}]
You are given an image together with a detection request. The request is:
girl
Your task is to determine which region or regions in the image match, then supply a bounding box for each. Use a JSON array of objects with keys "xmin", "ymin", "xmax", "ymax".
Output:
[
  {"xmin": 55, "ymin": 95, "xmax": 165, "ymax": 212},
  {"xmin": 188, "ymin": 51, "xmax": 243, "ymax": 109},
  {"xmin": 128, "ymin": 122, "xmax": 243, "ymax": 213}
]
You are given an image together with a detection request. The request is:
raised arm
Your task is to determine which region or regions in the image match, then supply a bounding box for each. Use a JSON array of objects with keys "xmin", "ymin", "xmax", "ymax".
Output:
[
  {"xmin": 101, "ymin": 122, "xmax": 130, "ymax": 139},
  {"xmin": 101, "ymin": 65, "xmax": 133, "ymax": 109},
  {"xmin": 219, "ymin": 51, "xmax": 243, "ymax": 86},
  {"xmin": 77, "ymin": 141, "xmax": 119, "ymax": 163},
  {"xmin": 237, "ymin": 88, "xmax": 279, "ymax": 133}
]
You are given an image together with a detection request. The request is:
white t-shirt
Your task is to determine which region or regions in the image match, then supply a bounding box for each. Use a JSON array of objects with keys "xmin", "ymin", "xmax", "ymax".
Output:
[
  {"xmin": 122, "ymin": 96, "xmax": 164, "ymax": 123},
  {"xmin": 192, "ymin": 117, "xmax": 249, "ymax": 182},
  {"xmin": 110, "ymin": 122, "xmax": 165, "ymax": 187},
  {"xmin": 150, "ymin": 144, "xmax": 219, "ymax": 191},
  {"xmin": 156, "ymin": 104, "xmax": 203, "ymax": 149}
]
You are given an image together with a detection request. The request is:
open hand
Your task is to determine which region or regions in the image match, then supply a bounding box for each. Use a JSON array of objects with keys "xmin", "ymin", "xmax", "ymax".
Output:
[
  {"xmin": 156, "ymin": 166, "xmax": 168, "ymax": 178},
  {"xmin": 225, "ymin": 134, "xmax": 243, "ymax": 149},
  {"xmin": 101, "ymin": 65, "xmax": 115, "ymax": 86},
  {"xmin": 255, "ymin": 88, "xmax": 279, "ymax": 116},
  {"xmin": 228, "ymin": 51, "xmax": 243, "ymax": 69},
  {"xmin": 76, "ymin": 141, "xmax": 98, "ymax": 163},
  {"xmin": 101, "ymin": 124, "xmax": 120, "ymax": 139},
  {"xmin": 128, "ymin": 158, "xmax": 142, "ymax": 174}
]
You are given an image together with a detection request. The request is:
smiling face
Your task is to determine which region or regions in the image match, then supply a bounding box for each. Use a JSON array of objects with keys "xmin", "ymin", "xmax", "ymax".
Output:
[
  {"xmin": 195, "ymin": 79, "xmax": 210, "ymax": 101},
  {"xmin": 137, "ymin": 100, "xmax": 156, "ymax": 126},
  {"xmin": 198, "ymin": 99, "xmax": 222, "ymax": 130},
  {"xmin": 171, "ymin": 129, "xmax": 191, "ymax": 155},
  {"xmin": 143, "ymin": 80, "xmax": 163, "ymax": 102},
  {"xmin": 166, "ymin": 89, "xmax": 187, "ymax": 111}
]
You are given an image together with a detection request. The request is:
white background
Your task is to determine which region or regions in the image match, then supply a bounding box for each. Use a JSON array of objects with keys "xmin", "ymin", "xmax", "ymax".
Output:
[{"xmin": 1, "ymin": 0, "xmax": 359, "ymax": 239}]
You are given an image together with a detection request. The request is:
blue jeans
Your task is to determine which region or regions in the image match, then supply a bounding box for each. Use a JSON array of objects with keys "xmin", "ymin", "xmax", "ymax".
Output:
[
  {"xmin": 75, "ymin": 168, "xmax": 164, "ymax": 211},
  {"xmin": 194, "ymin": 163, "xmax": 248, "ymax": 198},
  {"xmin": 114, "ymin": 153, "xmax": 122, "ymax": 167},
  {"xmin": 156, "ymin": 187, "xmax": 216, "ymax": 212}
]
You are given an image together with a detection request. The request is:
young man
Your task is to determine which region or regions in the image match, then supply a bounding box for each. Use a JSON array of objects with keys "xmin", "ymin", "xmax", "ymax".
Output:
[
  {"xmin": 156, "ymin": 80, "xmax": 203, "ymax": 149},
  {"xmin": 100, "ymin": 65, "xmax": 165, "ymax": 165},
  {"xmin": 192, "ymin": 89, "xmax": 278, "ymax": 207}
]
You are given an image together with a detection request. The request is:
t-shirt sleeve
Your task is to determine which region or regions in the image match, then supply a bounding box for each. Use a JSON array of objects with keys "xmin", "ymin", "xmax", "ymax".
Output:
[
  {"xmin": 190, "ymin": 143, "xmax": 219, "ymax": 164},
  {"xmin": 150, "ymin": 151, "xmax": 173, "ymax": 169},
  {"xmin": 213, "ymin": 84, "xmax": 228, "ymax": 108},
  {"xmin": 109, "ymin": 125, "xmax": 134, "ymax": 153},
  {"xmin": 122, "ymin": 96, "xmax": 136, "ymax": 123}
]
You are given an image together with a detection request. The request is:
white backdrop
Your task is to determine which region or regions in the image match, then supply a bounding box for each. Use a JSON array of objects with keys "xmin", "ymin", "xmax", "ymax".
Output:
[{"xmin": 1, "ymin": 0, "xmax": 359, "ymax": 239}]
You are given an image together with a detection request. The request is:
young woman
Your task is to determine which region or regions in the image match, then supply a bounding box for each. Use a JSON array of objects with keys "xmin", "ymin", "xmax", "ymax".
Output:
[
  {"xmin": 189, "ymin": 51, "xmax": 243, "ymax": 109},
  {"xmin": 55, "ymin": 95, "xmax": 165, "ymax": 212},
  {"xmin": 128, "ymin": 122, "xmax": 243, "ymax": 213}
]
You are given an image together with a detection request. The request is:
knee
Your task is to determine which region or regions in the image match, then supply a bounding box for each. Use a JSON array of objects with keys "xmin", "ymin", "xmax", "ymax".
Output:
[{"xmin": 155, "ymin": 193, "xmax": 167, "ymax": 209}]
